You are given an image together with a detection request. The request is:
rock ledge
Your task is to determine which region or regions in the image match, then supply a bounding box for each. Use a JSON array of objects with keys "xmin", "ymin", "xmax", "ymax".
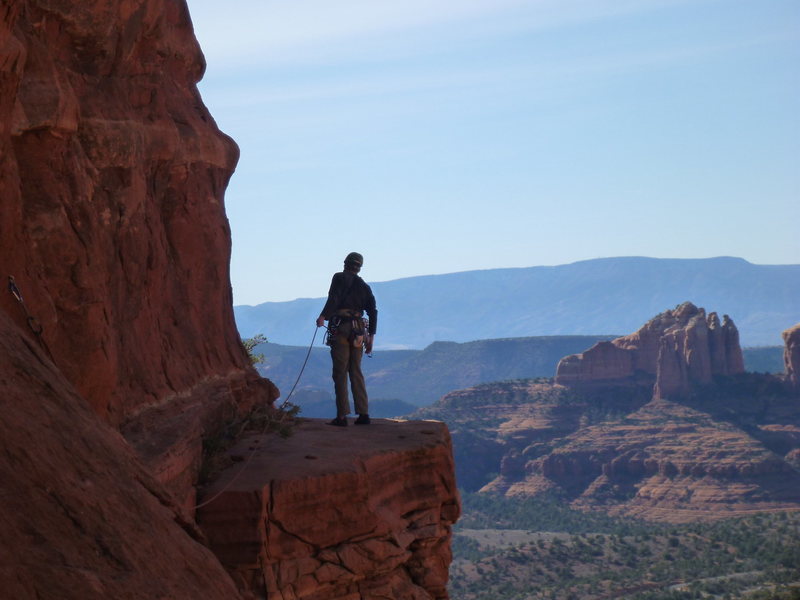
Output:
[{"xmin": 197, "ymin": 418, "xmax": 460, "ymax": 600}]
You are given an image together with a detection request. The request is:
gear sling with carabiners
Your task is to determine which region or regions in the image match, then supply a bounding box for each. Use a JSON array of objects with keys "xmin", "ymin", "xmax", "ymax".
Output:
[{"xmin": 324, "ymin": 275, "xmax": 368, "ymax": 350}]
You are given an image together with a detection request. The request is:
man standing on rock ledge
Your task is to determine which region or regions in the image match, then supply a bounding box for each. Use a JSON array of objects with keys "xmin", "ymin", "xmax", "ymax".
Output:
[{"xmin": 316, "ymin": 252, "xmax": 378, "ymax": 427}]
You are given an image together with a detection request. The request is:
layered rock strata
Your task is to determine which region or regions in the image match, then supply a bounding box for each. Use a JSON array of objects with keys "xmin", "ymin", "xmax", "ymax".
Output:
[
  {"xmin": 555, "ymin": 302, "xmax": 745, "ymax": 398},
  {"xmin": 197, "ymin": 419, "xmax": 461, "ymax": 600},
  {"xmin": 0, "ymin": 311, "xmax": 244, "ymax": 599},
  {"xmin": 783, "ymin": 323, "xmax": 800, "ymax": 391},
  {"xmin": 525, "ymin": 399, "xmax": 800, "ymax": 522},
  {"xmin": 419, "ymin": 377, "xmax": 800, "ymax": 522}
]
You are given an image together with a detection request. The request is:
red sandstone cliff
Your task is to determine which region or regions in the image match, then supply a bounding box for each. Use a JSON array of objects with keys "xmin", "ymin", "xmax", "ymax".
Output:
[
  {"xmin": 555, "ymin": 302, "xmax": 745, "ymax": 398},
  {"xmin": 784, "ymin": 323, "xmax": 800, "ymax": 391},
  {"xmin": 1, "ymin": 0, "xmax": 270, "ymax": 423},
  {"xmin": 1, "ymin": 0, "xmax": 277, "ymax": 509}
]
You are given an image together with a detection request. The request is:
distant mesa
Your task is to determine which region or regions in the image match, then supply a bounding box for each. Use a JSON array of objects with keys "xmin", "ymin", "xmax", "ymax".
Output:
[{"xmin": 555, "ymin": 302, "xmax": 745, "ymax": 399}]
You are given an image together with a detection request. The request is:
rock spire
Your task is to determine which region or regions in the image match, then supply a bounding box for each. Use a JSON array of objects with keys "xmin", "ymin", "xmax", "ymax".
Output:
[{"xmin": 556, "ymin": 302, "xmax": 745, "ymax": 398}]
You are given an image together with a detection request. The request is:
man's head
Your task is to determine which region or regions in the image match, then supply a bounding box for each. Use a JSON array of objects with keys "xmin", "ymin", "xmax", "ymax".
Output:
[{"xmin": 344, "ymin": 252, "xmax": 363, "ymax": 273}]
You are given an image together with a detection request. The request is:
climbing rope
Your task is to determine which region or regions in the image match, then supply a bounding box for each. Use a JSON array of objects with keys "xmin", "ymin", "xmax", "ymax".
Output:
[
  {"xmin": 277, "ymin": 325, "xmax": 319, "ymax": 409},
  {"xmin": 7, "ymin": 275, "xmax": 55, "ymax": 361},
  {"xmin": 194, "ymin": 325, "xmax": 321, "ymax": 510}
]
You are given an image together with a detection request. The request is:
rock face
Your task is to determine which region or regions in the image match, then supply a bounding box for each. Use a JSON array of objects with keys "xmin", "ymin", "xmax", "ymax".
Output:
[
  {"xmin": 1, "ymin": 0, "xmax": 268, "ymax": 424},
  {"xmin": 1, "ymin": 0, "xmax": 277, "ymax": 510},
  {"xmin": 0, "ymin": 310, "xmax": 244, "ymax": 600},
  {"xmin": 784, "ymin": 323, "xmax": 800, "ymax": 391},
  {"xmin": 555, "ymin": 302, "xmax": 745, "ymax": 398},
  {"xmin": 197, "ymin": 419, "xmax": 461, "ymax": 599}
]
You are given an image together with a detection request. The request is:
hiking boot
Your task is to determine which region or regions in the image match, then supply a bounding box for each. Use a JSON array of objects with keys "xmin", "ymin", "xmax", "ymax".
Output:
[
  {"xmin": 328, "ymin": 417, "xmax": 347, "ymax": 427},
  {"xmin": 354, "ymin": 414, "xmax": 371, "ymax": 425}
]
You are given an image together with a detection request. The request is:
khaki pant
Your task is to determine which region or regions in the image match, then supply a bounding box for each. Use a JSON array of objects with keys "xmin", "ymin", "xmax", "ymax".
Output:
[{"xmin": 330, "ymin": 319, "xmax": 368, "ymax": 417}]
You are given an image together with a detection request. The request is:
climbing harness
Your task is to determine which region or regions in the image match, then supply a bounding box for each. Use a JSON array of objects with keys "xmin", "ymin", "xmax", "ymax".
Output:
[
  {"xmin": 325, "ymin": 315, "xmax": 372, "ymax": 356},
  {"xmin": 195, "ymin": 325, "xmax": 321, "ymax": 510},
  {"xmin": 7, "ymin": 275, "xmax": 55, "ymax": 361}
]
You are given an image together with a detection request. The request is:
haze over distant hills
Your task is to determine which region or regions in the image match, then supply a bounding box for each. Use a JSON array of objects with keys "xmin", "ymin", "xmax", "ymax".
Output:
[
  {"xmin": 256, "ymin": 335, "xmax": 614, "ymax": 408},
  {"xmin": 235, "ymin": 257, "xmax": 800, "ymax": 348}
]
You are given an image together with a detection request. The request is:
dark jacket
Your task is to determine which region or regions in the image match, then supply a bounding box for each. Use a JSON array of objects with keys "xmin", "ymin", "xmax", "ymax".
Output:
[{"xmin": 320, "ymin": 271, "xmax": 378, "ymax": 335}]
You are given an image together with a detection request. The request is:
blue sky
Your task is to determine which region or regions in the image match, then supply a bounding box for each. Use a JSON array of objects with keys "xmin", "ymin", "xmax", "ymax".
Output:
[{"xmin": 186, "ymin": 0, "xmax": 799, "ymax": 305}]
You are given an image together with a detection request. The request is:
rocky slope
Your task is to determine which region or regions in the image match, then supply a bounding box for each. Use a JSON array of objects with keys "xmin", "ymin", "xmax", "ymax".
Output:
[
  {"xmin": 417, "ymin": 306, "xmax": 800, "ymax": 522},
  {"xmin": 0, "ymin": 311, "xmax": 244, "ymax": 600},
  {"xmin": 198, "ymin": 419, "xmax": 460, "ymax": 600}
]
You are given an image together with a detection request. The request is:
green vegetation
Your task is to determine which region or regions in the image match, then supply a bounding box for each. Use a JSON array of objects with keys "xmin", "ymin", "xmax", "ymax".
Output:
[
  {"xmin": 199, "ymin": 401, "xmax": 300, "ymax": 485},
  {"xmin": 450, "ymin": 493, "xmax": 800, "ymax": 600},
  {"xmin": 242, "ymin": 333, "xmax": 267, "ymax": 365},
  {"xmin": 458, "ymin": 491, "xmax": 660, "ymax": 535}
]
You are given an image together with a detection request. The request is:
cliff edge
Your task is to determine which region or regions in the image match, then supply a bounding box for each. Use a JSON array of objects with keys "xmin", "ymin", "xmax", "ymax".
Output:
[{"xmin": 198, "ymin": 419, "xmax": 460, "ymax": 600}]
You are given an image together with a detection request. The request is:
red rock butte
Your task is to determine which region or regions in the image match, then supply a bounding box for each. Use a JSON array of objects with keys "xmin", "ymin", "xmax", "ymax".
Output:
[
  {"xmin": 1, "ymin": 2, "xmax": 460, "ymax": 598},
  {"xmin": 555, "ymin": 302, "xmax": 745, "ymax": 398}
]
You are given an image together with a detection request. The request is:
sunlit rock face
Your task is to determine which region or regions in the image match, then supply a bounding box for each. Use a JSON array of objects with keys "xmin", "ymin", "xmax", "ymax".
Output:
[
  {"xmin": 783, "ymin": 324, "xmax": 800, "ymax": 391},
  {"xmin": 555, "ymin": 302, "xmax": 745, "ymax": 398},
  {"xmin": 1, "ymin": 0, "xmax": 270, "ymax": 425}
]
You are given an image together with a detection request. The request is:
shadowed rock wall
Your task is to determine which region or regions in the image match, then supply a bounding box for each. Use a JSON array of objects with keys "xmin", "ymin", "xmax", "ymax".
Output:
[{"xmin": 0, "ymin": 310, "xmax": 245, "ymax": 600}]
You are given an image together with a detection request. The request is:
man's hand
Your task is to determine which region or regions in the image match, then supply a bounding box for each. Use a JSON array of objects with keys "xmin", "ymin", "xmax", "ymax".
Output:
[
  {"xmin": 316, "ymin": 316, "xmax": 325, "ymax": 327},
  {"xmin": 365, "ymin": 334, "xmax": 374, "ymax": 354}
]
